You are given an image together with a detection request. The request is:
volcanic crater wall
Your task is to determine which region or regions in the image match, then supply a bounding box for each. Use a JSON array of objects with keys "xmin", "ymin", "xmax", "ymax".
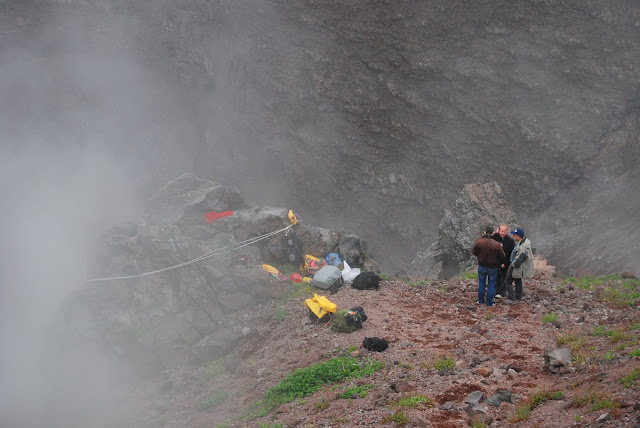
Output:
[{"xmin": 12, "ymin": 0, "xmax": 640, "ymax": 273}]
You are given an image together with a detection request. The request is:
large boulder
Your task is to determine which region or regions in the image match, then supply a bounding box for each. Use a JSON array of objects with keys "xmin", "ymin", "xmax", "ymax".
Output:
[
  {"xmin": 411, "ymin": 182, "xmax": 518, "ymax": 278},
  {"xmin": 46, "ymin": 174, "xmax": 372, "ymax": 378}
]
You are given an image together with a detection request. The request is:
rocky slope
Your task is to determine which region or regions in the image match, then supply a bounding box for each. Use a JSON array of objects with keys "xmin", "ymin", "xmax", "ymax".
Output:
[
  {"xmin": 71, "ymin": 258, "xmax": 640, "ymax": 428},
  {"xmin": 4, "ymin": 0, "xmax": 640, "ymax": 274}
]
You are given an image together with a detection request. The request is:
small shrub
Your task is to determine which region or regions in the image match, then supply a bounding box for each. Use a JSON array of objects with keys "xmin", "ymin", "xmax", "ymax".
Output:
[
  {"xmin": 570, "ymin": 390, "xmax": 619, "ymax": 413},
  {"xmin": 608, "ymin": 328, "xmax": 630, "ymax": 343},
  {"xmin": 628, "ymin": 349, "xmax": 640, "ymax": 357},
  {"xmin": 394, "ymin": 394, "xmax": 433, "ymax": 409},
  {"xmin": 542, "ymin": 312, "xmax": 558, "ymax": 324},
  {"xmin": 197, "ymin": 391, "xmax": 228, "ymax": 411},
  {"xmin": 512, "ymin": 390, "xmax": 563, "ymax": 422},
  {"xmin": 621, "ymin": 368, "xmax": 640, "ymax": 388},
  {"xmin": 433, "ymin": 356, "xmax": 455, "ymax": 371},
  {"xmin": 341, "ymin": 385, "xmax": 372, "ymax": 399},
  {"xmin": 556, "ymin": 330, "xmax": 587, "ymax": 351},
  {"xmin": 315, "ymin": 400, "xmax": 330, "ymax": 411},
  {"xmin": 485, "ymin": 313, "xmax": 495, "ymax": 320},
  {"xmin": 382, "ymin": 410, "xmax": 409, "ymax": 426},
  {"xmin": 592, "ymin": 325, "xmax": 608, "ymax": 337}
]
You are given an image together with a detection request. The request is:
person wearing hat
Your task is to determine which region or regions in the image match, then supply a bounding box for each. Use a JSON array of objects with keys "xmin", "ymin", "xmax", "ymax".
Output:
[{"xmin": 503, "ymin": 227, "xmax": 535, "ymax": 304}]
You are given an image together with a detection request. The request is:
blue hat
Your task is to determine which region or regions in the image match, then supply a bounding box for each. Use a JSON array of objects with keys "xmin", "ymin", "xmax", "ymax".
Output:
[{"xmin": 510, "ymin": 228, "xmax": 524, "ymax": 238}]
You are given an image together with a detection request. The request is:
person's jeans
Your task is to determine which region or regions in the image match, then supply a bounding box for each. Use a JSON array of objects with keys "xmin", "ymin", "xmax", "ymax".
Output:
[
  {"xmin": 504, "ymin": 265, "xmax": 523, "ymax": 300},
  {"xmin": 478, "ymin": 266, "xmax": 498, "ymax": 306}
]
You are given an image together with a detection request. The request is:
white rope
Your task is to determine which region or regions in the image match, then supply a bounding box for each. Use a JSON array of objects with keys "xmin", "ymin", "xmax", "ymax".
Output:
[{"xmin": 85, "ymin": 223, "xmax": 294, "ymax": 283}]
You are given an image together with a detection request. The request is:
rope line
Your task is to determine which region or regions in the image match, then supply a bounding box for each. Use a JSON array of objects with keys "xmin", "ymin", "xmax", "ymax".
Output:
[{"xmin": 85, "ymin": 223, "xmax": 294, "ymax": 283}]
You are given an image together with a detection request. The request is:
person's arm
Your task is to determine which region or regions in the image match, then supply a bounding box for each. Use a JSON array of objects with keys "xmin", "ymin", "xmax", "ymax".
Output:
[{"xmin": 513, "ymin": 252, "xmax": 528, "ymax": 267}]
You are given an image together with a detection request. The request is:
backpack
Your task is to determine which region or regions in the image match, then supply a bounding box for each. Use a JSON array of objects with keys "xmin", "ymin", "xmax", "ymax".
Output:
[
  {"xmin": 363, "ymin": 337, "xmax": 388, "ymax": 352},
  {"xmin": 331, "ymin": 307, "xmax": 367, "ymax": 333},
  {"xmin": 305, "ymin": 293, "xmax": 337, "ymax": 323},
  {"xmin": 352, "ymin": 272, "xmax": 380, "ymax": 290},
  {"xmin": 281, "ymin": 233, "xmax": 304, "ymax": 265},
  {"xmin": 311, "ymin": 265, "xmax": 344, "ymax": 294}
]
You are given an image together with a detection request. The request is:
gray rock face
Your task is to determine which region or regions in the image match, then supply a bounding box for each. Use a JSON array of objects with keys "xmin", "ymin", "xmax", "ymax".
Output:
[
  {"xmin": 411, "ymin": 182, "xmax": 518, "ymax": 278},
  {"xmin": 47, "ymin": 175, "xmax": 371, "ymax": 377}
]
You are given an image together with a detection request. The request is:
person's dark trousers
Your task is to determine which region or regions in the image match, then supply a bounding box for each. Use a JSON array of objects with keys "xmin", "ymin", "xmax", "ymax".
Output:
[
  {"xmin": 477, "ymin": 266, "xmax": 498, "ymax": 306},
  {"xmin": 504, "ymin": 265, "xmax": 523, "ymax": 300},
  {"xmin": 496, "ymin": 267, "xmax": 508, "ymax": 296}
]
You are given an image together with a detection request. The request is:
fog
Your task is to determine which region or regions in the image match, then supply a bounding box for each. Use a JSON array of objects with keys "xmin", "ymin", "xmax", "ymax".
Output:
[
  {"xmin": 2, "ymin": 1, "xmax": 640, "ymax": 426},
  {"xmin": 0, "ymin": 4, "xmax": 193, "ymax": 426}
]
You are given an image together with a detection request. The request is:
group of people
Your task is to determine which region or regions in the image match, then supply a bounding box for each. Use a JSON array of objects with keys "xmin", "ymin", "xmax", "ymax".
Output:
[{"xmin": 471, "ymin": 224, "xmax": 535, "ymax": 307}]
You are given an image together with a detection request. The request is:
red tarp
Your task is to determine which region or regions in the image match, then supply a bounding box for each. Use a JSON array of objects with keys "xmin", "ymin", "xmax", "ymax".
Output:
[{"xmin": 205, "ymin": 210, "xmax": 233, "ymax": 223}]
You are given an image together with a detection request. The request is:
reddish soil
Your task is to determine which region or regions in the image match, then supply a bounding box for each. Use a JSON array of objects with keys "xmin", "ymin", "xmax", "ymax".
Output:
[{"xmin": 153, "ymin": 257, "xmax": 640, "ymax": 427}]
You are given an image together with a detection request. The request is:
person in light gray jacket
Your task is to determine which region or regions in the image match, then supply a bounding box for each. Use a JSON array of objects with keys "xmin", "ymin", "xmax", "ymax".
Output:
[{"xmin": 503, "ymin": 228, "xmax": 534, "ymax": 303}]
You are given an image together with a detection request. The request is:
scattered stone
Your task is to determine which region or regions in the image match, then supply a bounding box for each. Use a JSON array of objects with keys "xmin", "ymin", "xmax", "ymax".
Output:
[
  {"xmin": 507, "ymin": 368, "xmax": 519, "ymax": 378},
  {"xmin": 439, "ymin": 401, "xmax": 456, "ymax": 411},
  {"xmin": 595, "ymin": 413, "xmax": 610, "ymax": 423},
  {"xmin": 544, "ymin": 347, "xmax": 572, "ymax": 373},
  {"xmin": 487, "ymin": 390, "xmax": 512, "ymax": 407},
  {"xmin": 242, "ymin": 327, "xmax": 251, "ymax": 336},
  {"xmin": 621, "ymin": 271, "xmax": 636, "ymax": 279},
  {"xmin": 464, "ymin": 390, "xmax": 486, "ymax": 404}
]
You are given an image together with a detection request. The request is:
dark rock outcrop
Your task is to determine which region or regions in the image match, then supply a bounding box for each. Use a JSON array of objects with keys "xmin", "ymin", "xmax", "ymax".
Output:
[
  {"xmin": 47, "ymin": 174, "xmax": 371, "ymax": 375},
  {"xmin": 411, "ymin": 182, "xmax": 518, "ymax": 278}
]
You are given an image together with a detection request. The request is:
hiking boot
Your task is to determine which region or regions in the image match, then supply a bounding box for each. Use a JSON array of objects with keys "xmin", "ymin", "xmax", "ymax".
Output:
[
  {"xmin": 494, "ymin": 294, "xmax": 503, "ymax": 299},
  {"xmin": 503, "ymin": 299, "xmax": 518, "ymax": 305}
]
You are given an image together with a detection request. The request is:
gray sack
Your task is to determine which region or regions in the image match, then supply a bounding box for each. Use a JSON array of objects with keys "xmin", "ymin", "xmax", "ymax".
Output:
[{"xmin": 311, "ymin": 265, "xmax": 344, "ymax": 294}]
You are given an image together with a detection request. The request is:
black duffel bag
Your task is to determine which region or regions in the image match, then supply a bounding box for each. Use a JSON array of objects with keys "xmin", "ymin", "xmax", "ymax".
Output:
[
  {"xmin": 351, "ymin": 271, "xmax": 380, "ymax": 290},
  {"xmin": 363, "ymin": 337, "xmax": 388, "ymax": 352}
]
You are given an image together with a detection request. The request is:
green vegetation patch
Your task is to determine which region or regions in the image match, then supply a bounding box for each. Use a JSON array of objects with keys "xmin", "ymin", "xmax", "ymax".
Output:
[
  {"xmin": 621, "ymin": 368, "xmax": 640, "ymax": 388},
  {"xmin": 556, "ymin": 330, "xmax": 587, "ymax": 352},
  {"xmin": 564, "ymin": 275, "xmax": 640, "ymax": 307},
  {"xmin": 259, "ymin": 356, "xmax": 383, "ymax": 411},
  {"xmin": 570, "ymin": 390, "xmax": 619, "ymax": 413},
  {"xmin": 628, "ymin": 349, "xmax": 640, "ymax": 357},
  {"xmin": 542, "ymin": 312, "xmax": 558, "ymax": 324},
  {"xmin": 460, "ymin": 271, "xmax": 478, "ymax": 280},
  {"xmin": 512, "ymin": 390, "xmax": 564, "ymax": 422},
  {"xmin": 433, "ymin": 355, "xmax": 455, "ymax": 371},
  {"xmin": 393, "ymin": 394, "xmax": 433, "ymax": 409},
  {"xmin": 382, "ymin": 410, "xmax": 409, "ymax": 426},
  {"xmin": 341, "ymin": 384, "xmax": 373, "ymax": 399}
]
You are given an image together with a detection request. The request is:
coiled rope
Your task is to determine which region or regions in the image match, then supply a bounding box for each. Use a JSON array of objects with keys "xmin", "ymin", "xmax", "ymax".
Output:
[{"xmin": 85, "ymin": 223, "xmax": 294, "ymax": 283}]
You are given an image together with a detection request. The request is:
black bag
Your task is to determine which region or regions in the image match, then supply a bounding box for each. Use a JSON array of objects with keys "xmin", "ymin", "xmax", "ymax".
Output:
[
  {"xmin": 352, "ymin": 272, "xmax": 380, "ymax": 290},
  {"xmin": 363, "ymin": 337, "xmax": 388, "ymax": 352},
  {"xmin": 346, "ymin": 306, "xmax": 368, "ymax": 325},
  {"xmin": 281, "ymin": 233, "xmax": 304, "ymax": 265}
]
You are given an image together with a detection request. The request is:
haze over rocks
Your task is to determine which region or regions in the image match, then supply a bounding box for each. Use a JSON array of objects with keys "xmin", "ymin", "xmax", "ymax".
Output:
[{"xmin": 41, "ymin": 174, "xmax": 640, "ymax": 427}]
